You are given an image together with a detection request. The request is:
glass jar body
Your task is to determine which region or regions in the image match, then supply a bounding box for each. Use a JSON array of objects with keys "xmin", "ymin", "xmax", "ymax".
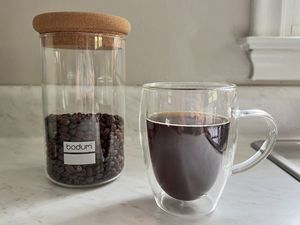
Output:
[{"xmin": 41, "ymin": 32, "xmax": 125, "ymax": 187}]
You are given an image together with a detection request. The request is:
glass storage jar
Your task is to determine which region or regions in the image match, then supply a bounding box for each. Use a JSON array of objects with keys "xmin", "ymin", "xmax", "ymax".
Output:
[{"xmin": 33, "ymin": 12, "xmax": 131, "ymax": 187}]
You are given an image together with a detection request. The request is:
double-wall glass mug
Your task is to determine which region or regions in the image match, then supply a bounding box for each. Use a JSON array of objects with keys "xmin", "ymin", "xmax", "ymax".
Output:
[{"xmin": 139, "ymin": 82, "xmax": 277, "ymax": 217}]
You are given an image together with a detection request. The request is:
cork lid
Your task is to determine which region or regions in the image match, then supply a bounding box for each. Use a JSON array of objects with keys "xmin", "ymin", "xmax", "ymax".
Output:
[
  {"xmin": 32, "ymin": 12, "xmax": 130, "ymax": 49},
  {"xmin": 32, "ymin": 12, "xmax": 131, "ymax": 35}
]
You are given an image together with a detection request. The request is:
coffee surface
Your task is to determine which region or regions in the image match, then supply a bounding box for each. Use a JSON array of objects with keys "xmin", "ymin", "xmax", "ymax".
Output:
[{"xmin": 147, "ymin": 112, "xmax": 230, "ymax": 201}]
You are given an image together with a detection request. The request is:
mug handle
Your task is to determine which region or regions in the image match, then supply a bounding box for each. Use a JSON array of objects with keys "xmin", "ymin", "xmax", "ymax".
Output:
[{"xmin": 232, "ymin": 109, "xmax": 278, "ymax": 174}]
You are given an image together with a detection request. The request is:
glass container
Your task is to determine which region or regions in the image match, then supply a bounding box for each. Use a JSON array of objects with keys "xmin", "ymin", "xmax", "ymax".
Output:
[
  {"xmin": 33, "ymin": 12, "xmax": 131, "ymax": 187},
  {"xmin": 139, "ymin": 82, "xmax": 277, "ymax": 216}
]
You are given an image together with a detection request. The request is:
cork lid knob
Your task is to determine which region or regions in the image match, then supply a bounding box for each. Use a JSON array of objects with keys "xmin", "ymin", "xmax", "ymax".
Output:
[{"xmin": 32, "ymin": 12, "xmax": 131, "ymax": 35}]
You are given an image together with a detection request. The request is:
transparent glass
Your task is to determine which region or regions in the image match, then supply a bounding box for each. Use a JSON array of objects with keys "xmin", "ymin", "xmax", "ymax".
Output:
[
  {"xmin": 139, "ymin": 82, "xmax": 277, "ymax": 217},
  {"xmin": 41, "ymin": 32, "xmax": 126, "ymax": 187}
]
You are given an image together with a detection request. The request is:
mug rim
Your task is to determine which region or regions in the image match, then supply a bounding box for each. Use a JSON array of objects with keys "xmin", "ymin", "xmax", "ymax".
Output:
[{"xmin": 142, "ymin": 82, "xmax": 236, "ymax": 91}]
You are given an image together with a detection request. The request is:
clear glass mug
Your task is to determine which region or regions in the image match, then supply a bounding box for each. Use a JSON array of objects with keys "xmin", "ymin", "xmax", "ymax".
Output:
[{"xmin": 139, "ymin": 82, "xmax": 277, "ymax": 217}]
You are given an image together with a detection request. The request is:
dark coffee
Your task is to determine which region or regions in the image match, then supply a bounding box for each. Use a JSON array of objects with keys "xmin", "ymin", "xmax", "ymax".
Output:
[{"xmin": 147, "ymin": 112, "xmax": 230, "ymax": 201}]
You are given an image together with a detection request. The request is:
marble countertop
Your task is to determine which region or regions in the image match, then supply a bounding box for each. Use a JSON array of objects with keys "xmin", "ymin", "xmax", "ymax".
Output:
[{"xmin": 0, "ymin": 86, "xmax": 300, "ymax": 225}]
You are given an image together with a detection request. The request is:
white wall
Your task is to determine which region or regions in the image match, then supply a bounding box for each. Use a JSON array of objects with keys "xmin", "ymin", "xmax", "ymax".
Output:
[{"xmin": 0, "ymin": 0, "xmax": 251, "ymax": 85}]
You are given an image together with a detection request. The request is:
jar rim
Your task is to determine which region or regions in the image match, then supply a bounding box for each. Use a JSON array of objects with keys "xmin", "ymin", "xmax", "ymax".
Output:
[
  {"xmin": 39, "ymin": 32, "xmax": 125, "ymax": 50},
  {"xmin": 39, "ymin": 32, "xmax": 126, "ymax": 39}
]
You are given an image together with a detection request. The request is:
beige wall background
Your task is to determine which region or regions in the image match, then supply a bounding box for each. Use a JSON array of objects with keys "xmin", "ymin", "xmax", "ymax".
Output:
[{"xmin": 0, "ymin": 0, "xmax": 251, "ymax": 85}]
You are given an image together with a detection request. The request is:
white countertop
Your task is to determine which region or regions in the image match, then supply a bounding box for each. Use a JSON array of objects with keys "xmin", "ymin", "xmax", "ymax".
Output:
[{"xmin": 0, "ymin": 86, "xmax": 300, "ymax": 225}]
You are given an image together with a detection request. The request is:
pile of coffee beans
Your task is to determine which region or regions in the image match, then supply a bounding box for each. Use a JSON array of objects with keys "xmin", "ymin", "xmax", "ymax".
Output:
[{"xmin": 45, "ymin": 112, "xmax": 124, "ymax": 186}]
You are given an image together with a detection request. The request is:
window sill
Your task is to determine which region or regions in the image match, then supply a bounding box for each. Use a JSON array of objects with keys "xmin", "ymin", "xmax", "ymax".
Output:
[{"xmin": 240, "ymin": 36, "xmax": 300, "ymax": 80}]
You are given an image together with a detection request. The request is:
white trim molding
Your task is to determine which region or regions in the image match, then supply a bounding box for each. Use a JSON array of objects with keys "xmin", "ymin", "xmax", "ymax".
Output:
[
  {"xmin": 241, "ymin": 37, "xmax": 300, "ymax": 80},
  {"xmin": 245, "ymin": 0, "xmax": 300, "ymax": 80}
]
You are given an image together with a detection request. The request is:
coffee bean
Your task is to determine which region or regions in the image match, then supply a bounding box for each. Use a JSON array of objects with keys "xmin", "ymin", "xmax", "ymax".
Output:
[
  {"xmin": 96, "ymin": 174, "xmax": 103, "ymax": 180},
  {"xmin": 56, "ymin": 166, "xmax": 64, "ymax": 173},
  {"xmin": 76, "ymin": 166, "xmax": 83, "ymax": 172},
  {"xmin": 79, "ymin": 124, "xmax": 89, "ymax": 131},
  {"xmin": 62, "ymin": 171, "xmax": 69, "ymax": 177},
  {"xmin": 69, "ymin": 123, "xmax": 77, "ymax": 129},
  {"xmin": 45, "ymin": 112, "xmax": 124, "ymax": 186},
  {"xmin": 66, "ymin": 165, "xmax": 75, "ymax": 173},
  {"xmin": 60, "ymin": 133, "xmax": 71, "ymax": 140},
  {"xmin": 78, "ymin": 177, "xmax": 86, "ymax": 181},
  {"xmin": 60, "ymin": 116, "xmax": 70, "ymax": 126},
  {"xmin": 75, "ymin": 130, "xmax": 85, "ymax": 139},
  {"xmin": 59, "ymin": 125, "xmax": 69, "ymax": 133},
  {"xmin": 70, "ymin": 175, "xmax": 77, "ymax": 180},
  {"xmin": 86, "ymin": 177, "xmax": 94, "ymax": 184},
  {"xmin": 103, "ymin": 128, "xmax": 110, "ymax": 136},
  {"xmin": 74, "ymin": 180, "xmax": 80, "ymax": 185},
  {"xmin": 69, "ymin": 128, "xmax": 76, "ymax": 136},
  {"xmin": 72, "ymin": 137, "xmax": 82, "ymax": 142},
  {"xmin": 87, "ymin": 167, "xmax": 93, "ymax": 177},
  {"xmin": 77, "ymin": 171, "xmax": 86, "ymax": 176},
  {"xmin": 58, "ymin": 154, "xmax": 64, "ymax": 161}
]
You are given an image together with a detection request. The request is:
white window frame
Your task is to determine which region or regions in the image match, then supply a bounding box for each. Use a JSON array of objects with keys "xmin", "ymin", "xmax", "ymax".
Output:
[
  {"xmin": 280, "ymin": 0, "xmax": 296, "ymax": 36},
  {"xmin": 251, "ymin": 0, "xmax": 297, "ymax": 36},
  {"xmin": 243, "ymin": 0, "xmax": 300, "ymax": 80}
]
